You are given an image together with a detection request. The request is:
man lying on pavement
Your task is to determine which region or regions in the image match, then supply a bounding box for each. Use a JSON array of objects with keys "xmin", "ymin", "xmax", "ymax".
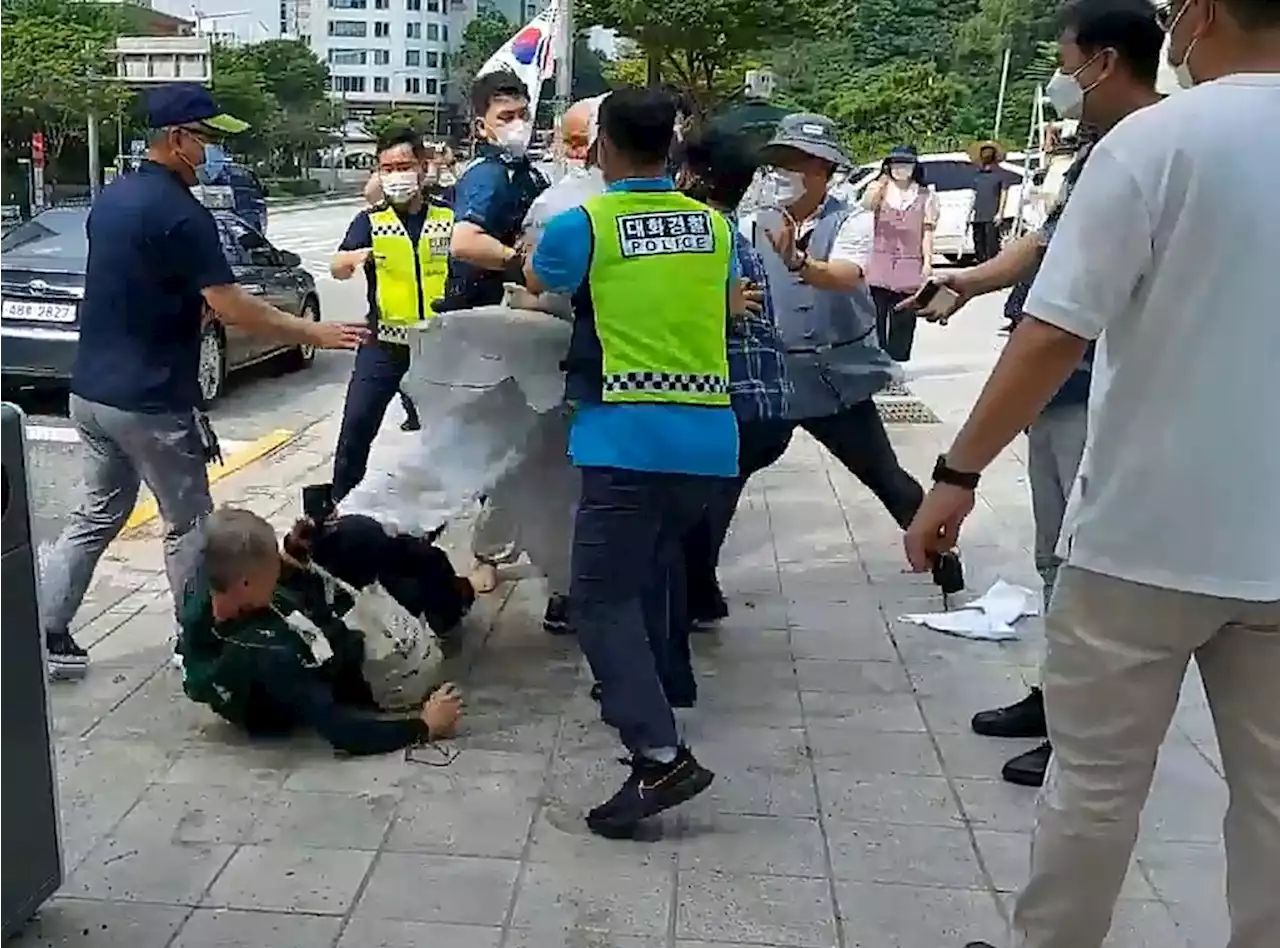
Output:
[{"xmin": 178, "ymin": 506, "xmax": 463, "ymax": 756}]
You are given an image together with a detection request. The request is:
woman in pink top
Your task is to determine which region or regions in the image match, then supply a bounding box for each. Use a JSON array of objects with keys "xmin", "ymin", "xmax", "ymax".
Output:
[{"xmin": 860, "ymin": 145, "xmax": 938, "ymax": 362}]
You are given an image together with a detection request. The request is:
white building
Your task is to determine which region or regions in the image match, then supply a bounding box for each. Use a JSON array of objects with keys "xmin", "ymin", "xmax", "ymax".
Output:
[{"xmin": 306, "ymin": 0, "xmax": 480, "ymax": 119}]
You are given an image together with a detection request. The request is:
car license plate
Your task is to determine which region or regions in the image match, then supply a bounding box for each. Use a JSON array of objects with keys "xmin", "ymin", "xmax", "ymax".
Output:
[{"xmin": 1, "ymin": 299, "xmax": 77, "ymax": 323}]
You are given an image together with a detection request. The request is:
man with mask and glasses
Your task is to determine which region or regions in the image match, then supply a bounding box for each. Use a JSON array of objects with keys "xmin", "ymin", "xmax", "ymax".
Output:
[
  {"xmin": 38, "ymin": 83, "xmax": 367, "ymax": 679},
  {"xmin": 445, "ymin": 70, "xmax": 548, "ymax": 310},
  {"xmin": 903, "ymin": 1, "xmax": 1279, "ymax": 946},
  {"xmin": 901, "ymin": 0, "xmax": 1163, "ymax": 792},
  {"xmin": 329, "ymin": 127, "xmax": 455, "ymax": 500}
]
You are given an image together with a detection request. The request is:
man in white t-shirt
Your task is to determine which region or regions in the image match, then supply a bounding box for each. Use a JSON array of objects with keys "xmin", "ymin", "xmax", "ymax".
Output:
[{"xmin": 904, "ymin": 1, "xmax": 1280, "ymax": 946}]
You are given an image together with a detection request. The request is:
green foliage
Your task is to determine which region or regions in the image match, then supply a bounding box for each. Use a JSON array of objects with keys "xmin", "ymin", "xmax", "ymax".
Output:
[
  {"xmin": 755, "ymin": 0, "xmax": 1066, "ymax": 162},
  {"xmin": 266, "ymin": 177, "xmax": 324, "ymax": 196},
  {"xmin": 451, "ymin": 8, "xmax": 514, "ymax": 100},
  {"xmin": 579, "ymin": 0, "xmax": 821, "ymax": 115},
  {"xmin": 0, "ymin": 0, "xmax": 133, "ymax": 159}
]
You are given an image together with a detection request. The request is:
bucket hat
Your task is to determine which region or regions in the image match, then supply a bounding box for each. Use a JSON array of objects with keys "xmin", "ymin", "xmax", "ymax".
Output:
[{"xmin": 760, "ymin": 113, "xmax": 852, "ymax": 168}]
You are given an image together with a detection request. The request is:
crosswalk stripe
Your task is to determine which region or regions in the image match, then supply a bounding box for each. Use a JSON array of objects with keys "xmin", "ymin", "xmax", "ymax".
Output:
[{"xmin": 24, "ymin": 423, "xmax": 249, "ymax": 457}]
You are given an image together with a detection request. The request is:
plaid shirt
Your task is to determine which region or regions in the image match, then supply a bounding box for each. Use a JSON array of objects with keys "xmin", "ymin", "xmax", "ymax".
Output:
[{"xmin": 726, "ymin": 218, "xmax": 791, "ymax": 423}]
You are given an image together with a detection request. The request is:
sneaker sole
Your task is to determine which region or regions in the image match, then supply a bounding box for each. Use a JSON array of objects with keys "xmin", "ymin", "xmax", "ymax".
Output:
[
  {"xmin": 48, "ymin": 662, "xmax": 89, "ymax": 681},
  {"xmin": 585, "ymin": 766, "xmax": 715, "ymax": 839}
]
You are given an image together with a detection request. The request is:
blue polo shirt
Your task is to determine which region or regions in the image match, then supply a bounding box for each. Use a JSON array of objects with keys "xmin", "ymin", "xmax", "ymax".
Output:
[
  {"xmin": 445, "ymin": 145, "xmax": 547, "ymax": 306},
  {"xmin": 73, "ymin": 161, "xmax": 236, "ymax": 413},
  {"xmin": 530, "ymin": 177, "xmax": 740, "ymax": 477}
]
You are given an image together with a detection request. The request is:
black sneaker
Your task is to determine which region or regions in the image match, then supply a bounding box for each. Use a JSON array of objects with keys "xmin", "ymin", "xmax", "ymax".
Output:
[
  {"xmin": 47, "ymin": 632, "xmax": 89, "ymax": 679},
  {"xmin": 688, "ymin": 585, "xmax": 729, "ymax": 628},
  {"xmin": 1002, "ymin": 740, "xmax": 1052, "ymax": 787},
  {"xmin": 542, "ymin": 594, "xmax": 572, "ymax": 635},
  {"xmin": 965, "ymin": 942, "xmax": 997, "ymax": 947},
  {"xmin": 585, "ymin": 746, "xmax": 714, "ymax": 839},
  {"xmin": 400, "ymin": 416, "xmax": 422, "ymax": 432},
  {"xmin": 589, "ymin": 681, "xmax": 603, "ymax": 702},
  {"xmin": 971, "ymin": 688, "xmax": 1047, "ymax": 738}
]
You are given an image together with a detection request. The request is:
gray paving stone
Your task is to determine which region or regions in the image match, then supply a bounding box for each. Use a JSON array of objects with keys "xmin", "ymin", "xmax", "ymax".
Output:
[
  {"xmin": 248, "ymin": 790, "xmax": 397, "ymax": 850},
  {"xmin": 816, "ymin": 772, "xmax": 963, "ymax": 827},
  {"xmin": 800, "ymin": 692, "xmax": 928, "ymax": 731},
  {"xmin": 953, "ymin": 778, "xmax": 1037, "ymax": 833},
  {"xmin": 280, "ymin": 752, "xmax": 410, "ymax": 796},
  {"xmin": 203, "ymin": 845, "xmax": 374, "ymax": 915},
  {"xmin": 510, "ymin": 861, "xmax": 672, "ymax": 937},
  {"xmin": 353, "ymin": 853, "xmax": 518, "ymax": 925},
  {"xmin": 65, "ymin": 838, "xmax": 234, "ymax": 905},
  {"xmin": 1102, "ymin": 900, "xmax": 1192, "ymax": 948},
  {"xmin": 507, "ymin": 932, "xmax": 663, "ymax": 948},
  {"xmin": 336, "ymin": 919, "xmax": 502, "ymax": 948},
  {"xmin": 973, "ymin": 830, "xmax": 1155, "ymax": 900},
  {"xmin": 524, "ymin": 811, "xmax": 680, "ymax": 868},
  {"xmin": 674, "ymin": 814, "xmax": 827, "ymax": 878},
  {"xmin": 933, "ymin": 732, "xmax": 1046, "ymax": 780},
  {"xmin": 836, "ymin": 881, "xmax": 1004, "ymax": 948},
  {"xmin": 806, "ymin": 727, "xmax": 943, "ymax": 776},
  {"xmin": 686, "ymin": 764, "xmax": 819, "ymax": 819},
  {"xmin": 10, "ymin": 898, "xmax": 189, "ymax": 948},
  {"xmin": 384, "ymin": 769, "xmax": 541, "ymax": 858},
  {"xmin": 158, "ymin": 744, "xmax": 301, "ymax": 790},
  {"xmin": 111, "ymin": 783, "xmax": 265, "ymax": 846},
  {"xmin": 793, "ymin": 659, "xmax": 913, "ymax": 695},
  {"xmin": 789, "ymin": 628, "xmax": 900, "ymax": 662},
  {"xmin": 170, "ymin": 908, "xmax": 342, "ymax": 948},
  {"xmin": 676, "ymin": 869, "xmax": 836, "ymax": 947},
  {"xmin": 826, "ymin": 821, "xmax": 984, "ymax": 888}
]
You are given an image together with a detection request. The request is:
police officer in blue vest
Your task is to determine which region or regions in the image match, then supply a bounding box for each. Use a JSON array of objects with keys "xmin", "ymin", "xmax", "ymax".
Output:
[{"xmin": 444, "ymin": 70, "xmax": 548, "ymax": 309}]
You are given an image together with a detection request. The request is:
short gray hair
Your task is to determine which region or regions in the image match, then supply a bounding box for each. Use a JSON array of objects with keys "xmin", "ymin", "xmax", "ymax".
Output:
[{"xmin": 201, "ymin": 507, "xmax": 279, "ymax": 592}]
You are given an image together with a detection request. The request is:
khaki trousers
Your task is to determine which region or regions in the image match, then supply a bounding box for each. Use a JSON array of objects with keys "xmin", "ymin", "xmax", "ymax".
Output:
[{"xmin": 1012, "ymin": 565, "xmax": 1280, "ymax": 948}]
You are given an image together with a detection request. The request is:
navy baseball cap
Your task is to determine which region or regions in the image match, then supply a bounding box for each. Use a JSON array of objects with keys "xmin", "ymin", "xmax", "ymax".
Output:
[{"xmin": 144, "ymin": 83, "xmax": 249, "ymax": 134}]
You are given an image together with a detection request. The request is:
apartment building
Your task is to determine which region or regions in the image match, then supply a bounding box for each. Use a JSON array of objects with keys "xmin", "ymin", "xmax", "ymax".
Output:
[{"xmin": 308, "ymin": 0, "xmax": 479, "ymax": 122}]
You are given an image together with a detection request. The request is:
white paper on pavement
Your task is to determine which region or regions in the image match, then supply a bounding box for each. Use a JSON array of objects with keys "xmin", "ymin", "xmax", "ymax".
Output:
[
  {"xmin": 898, "ymin": 579, "xmax": 1040, "ymax": 642},
  {"xmin": 337, "ymin": 306, "xmax": 574, "ymax": 539}
]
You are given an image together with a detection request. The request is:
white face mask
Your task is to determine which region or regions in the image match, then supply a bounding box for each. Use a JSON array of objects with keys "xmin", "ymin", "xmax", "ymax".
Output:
[
  {"xmin": 1165, "ymin": 0, "xmax": 1201, "ymax": 89},
  {"xmin": 495, "ymin": 119, "xmax": 531, "ymax": 158},
  {"xmin": 380, "ymin": 170, "xmax": 420, "ymax": 204},
  {"xmin": 888, "ymin": 165, "xmax": 914, "ymax": 184},
  {"xmin": 762, "ymin": 169, "xmax": 806, "ymax": 207},
  {"xmin": 1045, "ymin": 71, "xmax": 1086, "ymax": 120}
]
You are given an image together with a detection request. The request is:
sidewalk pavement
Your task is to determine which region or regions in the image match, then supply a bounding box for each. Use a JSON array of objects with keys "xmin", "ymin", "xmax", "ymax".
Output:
[{"xmin": 24, "ymin": 297, "xmax": 1222, "ymax": 948}]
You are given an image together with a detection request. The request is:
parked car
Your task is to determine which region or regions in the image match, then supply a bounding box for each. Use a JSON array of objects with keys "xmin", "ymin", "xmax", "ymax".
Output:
[
  {"xmin": 193, "ymin": 162, "xmax": 269, "ymax": 233},
  {"xmin": 1, "ymin": 206, "xmax": 321, "ymax": 404},
  {"xmin": 842, "ymin": 153, "xmax": 1033, "ymax": 263}
]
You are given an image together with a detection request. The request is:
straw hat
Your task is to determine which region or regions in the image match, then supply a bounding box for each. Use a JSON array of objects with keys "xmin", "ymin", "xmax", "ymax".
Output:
[{"xmin": 967, "ymin": 139, "xmax": 1006, "ymax": 163}]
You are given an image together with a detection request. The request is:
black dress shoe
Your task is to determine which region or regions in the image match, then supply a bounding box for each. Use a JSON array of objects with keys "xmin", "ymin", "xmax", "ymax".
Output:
[
  {"xmin": 688, "ymin": 585, "xmax": 729, "ymax": 627},
  {"xmin": 1002, "ymin": 740, "xmax": 1052, "ymax": 787},
  {"xmin": 542, "ymin": 594, "xmax": 573, "ymax": 635},
  {"xmin": 971, "ymin": 688, "xmax": 1047, "ymax": 738},
  {"xmin": 964, "ymin": 942, "xmax": 998, "ymax": 947}
]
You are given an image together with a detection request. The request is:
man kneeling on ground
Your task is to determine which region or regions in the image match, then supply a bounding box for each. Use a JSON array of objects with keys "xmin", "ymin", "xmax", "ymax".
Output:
[{"xmin": 179, "ymin": 507, "xmax": 462, "ymax": 755}]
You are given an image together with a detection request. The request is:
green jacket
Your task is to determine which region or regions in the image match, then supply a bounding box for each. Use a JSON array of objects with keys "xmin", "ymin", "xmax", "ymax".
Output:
[{"xmin": 179, "ymin": 564, "xmax": 429, "ymax": 755}]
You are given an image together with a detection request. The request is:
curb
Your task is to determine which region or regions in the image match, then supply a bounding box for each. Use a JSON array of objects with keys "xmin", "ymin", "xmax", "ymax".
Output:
[{"xmin": 122, "ymin": 428, "xmax": 296, "ymax": 532}]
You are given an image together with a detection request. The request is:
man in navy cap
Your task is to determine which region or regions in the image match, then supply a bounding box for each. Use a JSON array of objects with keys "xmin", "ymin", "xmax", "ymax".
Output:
[{"xmin": 38, "ymin": 82, "xmax": 367, "ymax": 679}]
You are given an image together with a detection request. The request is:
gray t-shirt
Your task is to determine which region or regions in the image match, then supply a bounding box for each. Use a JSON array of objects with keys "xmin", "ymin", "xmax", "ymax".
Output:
[{"xmin": 971, "ymin": 167, "xmax": 1006, "ymax": 222}]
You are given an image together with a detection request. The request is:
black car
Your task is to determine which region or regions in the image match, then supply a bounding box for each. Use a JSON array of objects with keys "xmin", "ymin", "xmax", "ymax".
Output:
[{"xmin": 1, "ymin": 207, "xmax": 321, "ymax": 403}]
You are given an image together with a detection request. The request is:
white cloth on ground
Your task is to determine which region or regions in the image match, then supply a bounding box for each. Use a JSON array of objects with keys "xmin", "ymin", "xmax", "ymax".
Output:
[{"xmin": 898, "ymin": 579, "xmax": 1040, "ymax": 641}]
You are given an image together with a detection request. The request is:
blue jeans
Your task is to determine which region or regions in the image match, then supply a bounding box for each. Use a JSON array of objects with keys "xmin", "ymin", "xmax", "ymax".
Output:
[
  {"xmin": 571, "ymin": 467, "xmax": 727, "ymax": 752},
  {"xmin": 333, "ymin": 342, "xmax": 412, "ymax": 500},
  {"xmin": 40, "ymin": 395, "xmax": 213, "ymax": 634}
]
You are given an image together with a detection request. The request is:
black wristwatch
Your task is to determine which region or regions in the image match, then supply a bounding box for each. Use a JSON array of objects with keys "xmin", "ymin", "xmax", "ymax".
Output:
[
  {"xmin": 932, "ymin": 454, "xmax": 980, "ymax": 490},
  {"xmin": 787, "ymin": 251, "xmax": 809, "ymax": 273}
]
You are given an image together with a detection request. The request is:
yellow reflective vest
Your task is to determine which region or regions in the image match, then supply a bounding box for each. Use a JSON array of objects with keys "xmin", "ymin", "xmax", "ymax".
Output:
[{"xmin": 369, "ymin": 202, "xmax": 454, "ymax": 344}]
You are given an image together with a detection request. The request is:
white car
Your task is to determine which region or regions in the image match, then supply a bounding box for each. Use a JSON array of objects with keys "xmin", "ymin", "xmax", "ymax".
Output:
[{"xmin": 839, "ymin": 152, "xmax": 1039, "ymax": 263}]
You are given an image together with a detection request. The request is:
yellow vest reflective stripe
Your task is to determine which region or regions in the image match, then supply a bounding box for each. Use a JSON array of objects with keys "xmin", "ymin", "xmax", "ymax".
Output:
[
  {"xmin": 369, "ymin": 203, "xmax": 453, "ymax": 340},
  {"xmin": 581, "ymin": 190, "xmax": 732, "ymax": 407}
]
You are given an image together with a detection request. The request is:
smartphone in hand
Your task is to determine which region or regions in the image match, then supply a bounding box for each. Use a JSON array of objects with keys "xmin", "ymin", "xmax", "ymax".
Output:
[{"xmin": 915, "ymin": 280, "xmax": 961, "ymax": 321}]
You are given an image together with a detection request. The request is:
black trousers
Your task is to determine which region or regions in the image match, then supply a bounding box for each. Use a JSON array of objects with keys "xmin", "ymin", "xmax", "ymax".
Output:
[
  {"xmin": 972, "ymin": 221, "xmax": 1001, "ymax": 263},
  {"xmin": 333, "ymin": 342, "xmax": 413, "ymax": 501},
  {"xmin": 684, "ymin": 401, "xmax": 925, "ymax": 599},
  {"xmin": 871, "ymin": 286, "xmax": 917, "ymax": 362}
]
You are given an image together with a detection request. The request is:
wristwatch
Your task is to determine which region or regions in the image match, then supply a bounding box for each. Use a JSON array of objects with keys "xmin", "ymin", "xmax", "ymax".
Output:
[
  {"xmin": 787, "ymin": 251, "xmax": 809, "ymax": 273},
  {"xmin": 932, "ymin": 454, "xmax": 981, "ymax": 490}
]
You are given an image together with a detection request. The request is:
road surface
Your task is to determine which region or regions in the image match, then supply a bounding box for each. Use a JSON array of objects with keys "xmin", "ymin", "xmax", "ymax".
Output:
[{"xmin": 10, "ymin": 198, "xmax": 367, "ymax": 550}]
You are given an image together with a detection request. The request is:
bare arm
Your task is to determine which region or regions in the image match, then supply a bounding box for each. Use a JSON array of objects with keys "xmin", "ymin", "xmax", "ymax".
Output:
[
  {"xmin": 861, "ymin": 176, "xmax": 888, "ymax": 211},
  {"xmin": 330, "ymin": 248, "xmax": 369, "ymax": 281},
  {"xmin": 796, "ymin": 257, "xmax": 863, "ymax": 292},
  {"xmin": 203, "ymin": 284, "xmax": 363, "ymax": 349},
  {"xmin": 962, "ymin": 231, "xmax": 1043, "ymax": 295},
  {"xmin": 450, "ymin": 222, "xmax": 518, "ymax": 271}
]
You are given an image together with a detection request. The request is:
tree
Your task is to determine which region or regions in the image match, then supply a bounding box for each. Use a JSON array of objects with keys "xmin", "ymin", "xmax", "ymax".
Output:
[
  {"xmin": 603, "ymin": 54, "xmax": 647, "ymax": 89},
  {"xmin": 577, "ymin": 0, "xmax": 821, "ymax": 116},
  {"xmin": 451, "ymin": 8, "xmax": 514, "ymax": 102},
  {"xmin": 364, "ymin": 109, "xmax": 437, "ymax": 142},
  {"xmin": 1, "ymin": 0, "xmax": 133, "ymax": 162},
  {"xmin": 823, "ymin": 61, "xmax": 970, "ymax": 162}
]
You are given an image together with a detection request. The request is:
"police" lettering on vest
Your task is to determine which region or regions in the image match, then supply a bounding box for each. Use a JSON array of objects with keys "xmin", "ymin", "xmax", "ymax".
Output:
[{"xmin": 616, "ymin": 211, "xmax": 716, "ymax": 258}]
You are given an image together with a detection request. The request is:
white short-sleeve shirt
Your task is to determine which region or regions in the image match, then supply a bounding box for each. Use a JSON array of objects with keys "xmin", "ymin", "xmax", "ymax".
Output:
[{"xmin": 1026, "ymin": 74, "xmax": 1280, "ymax": 600}]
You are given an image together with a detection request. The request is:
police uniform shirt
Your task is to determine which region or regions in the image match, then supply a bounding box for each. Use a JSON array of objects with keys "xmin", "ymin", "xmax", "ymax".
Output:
[{"xmin": 74, "ymin": 160, "xmax": 237, "ymax": 413}]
